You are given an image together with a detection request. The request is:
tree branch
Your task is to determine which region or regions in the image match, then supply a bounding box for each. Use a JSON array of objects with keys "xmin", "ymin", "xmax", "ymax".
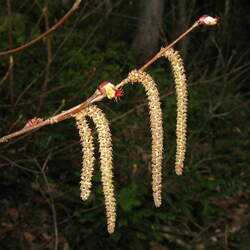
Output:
[
  {"xmin": 0, "ymin": 0, "xmax": 82, "ymax": 56},
  {"xmin": 0, "ymin": 15, "xmax": 217, "ymax": 143}
]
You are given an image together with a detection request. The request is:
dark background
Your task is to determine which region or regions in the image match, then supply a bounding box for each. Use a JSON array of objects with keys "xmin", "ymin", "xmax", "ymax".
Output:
[{"xmin": 0, "ymin": 0, "xmax": 249, "ymax": 249}]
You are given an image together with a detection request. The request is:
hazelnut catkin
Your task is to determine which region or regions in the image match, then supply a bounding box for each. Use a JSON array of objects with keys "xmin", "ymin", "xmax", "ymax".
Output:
[
  {"xmin": 127, "ymin": 70, "xmax": 164, "ymax": 207},
  {"xmin": 163, "ymin": 48, "xmax": 187, "ymax": 175},
  {"xmin": 75, "ymin": 113, "xmax": 95, "ymax": 201}
]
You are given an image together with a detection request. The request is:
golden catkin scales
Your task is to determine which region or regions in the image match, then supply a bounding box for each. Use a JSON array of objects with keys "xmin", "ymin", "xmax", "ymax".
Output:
[
  {"xmin": 75, "ymin": 105, "xmax": 116, "ymax": 234},
  {"xmin": 75, "ymin": 113, "xmax": 95, "ymax": 201},
  {"xmin": 163, "ymin": 48, "xmax": 188, "ymax": 175},
  {"xmin": 127, "ymin": 70, "xmax": 164, "ymax": 207}
]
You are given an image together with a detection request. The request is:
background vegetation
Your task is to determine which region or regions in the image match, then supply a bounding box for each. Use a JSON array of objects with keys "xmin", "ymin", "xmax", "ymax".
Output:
[{"xmin": 0, "ymin": 0, "xmax": 249, "ymax": 249}]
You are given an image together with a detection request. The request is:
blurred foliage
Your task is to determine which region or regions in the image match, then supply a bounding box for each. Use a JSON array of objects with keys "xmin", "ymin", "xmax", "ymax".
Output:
[{"xmin": 0, "ymin": 1, "xmax": 250, "ymax": 249}]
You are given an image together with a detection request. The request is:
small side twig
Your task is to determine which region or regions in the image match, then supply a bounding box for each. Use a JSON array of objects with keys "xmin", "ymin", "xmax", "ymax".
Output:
[{"xmin": 0, "ymin": 55, "xmax": 13, "ymax": 87}]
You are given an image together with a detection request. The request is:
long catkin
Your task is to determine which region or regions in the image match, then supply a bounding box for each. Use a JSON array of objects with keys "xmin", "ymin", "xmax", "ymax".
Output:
[
  {"xmin": 163, "ymin": 48, "xmax": 188, "ymax": 175},
  {"xmin": 127, "ymin": 70, "xmax": 164, "ymax": 207}
]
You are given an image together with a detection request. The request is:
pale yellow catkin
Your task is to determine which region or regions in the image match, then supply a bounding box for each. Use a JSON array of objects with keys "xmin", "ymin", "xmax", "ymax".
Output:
[
  {"xmin": 75, "ymin": 113, "xmax": 95, "ymax": 201},
  {"xmin": 75, "ymin": 105, "xmax": 116, "ymax": 234},
  {"xmin": 127, "ymin": 70, "xmax": 164, "ymax": 207},
  {"xmin": 163, "ymin": 48, "xmax": 187, "ymax": 175}
]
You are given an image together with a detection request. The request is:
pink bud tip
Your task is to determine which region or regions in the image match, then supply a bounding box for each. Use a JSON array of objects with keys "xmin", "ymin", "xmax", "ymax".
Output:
[
  {"xmin": 24, "ymin": 117, "xmax": 43, "ymax": 128},
  {"xmin": 99, "ymin": 81, "xmax": 112, "ymax": 91},
  {"xmin": 198, "ymin": 15, "xmax": 220, "ymax": 26}
]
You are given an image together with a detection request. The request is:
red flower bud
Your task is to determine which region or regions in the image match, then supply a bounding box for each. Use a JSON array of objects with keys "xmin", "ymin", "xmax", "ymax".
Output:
[{"xmin": 99, "ymin": 81, "xmax": 123, "ymax": 102}]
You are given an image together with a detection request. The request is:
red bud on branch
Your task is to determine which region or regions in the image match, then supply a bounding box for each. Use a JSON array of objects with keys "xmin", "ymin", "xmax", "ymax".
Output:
[
  {"xmin": 24, "ymin": 117, "xmax": 44, "ymax": 128},
  {"xmin": 99, "ymin": 82, "xmax": 123, "ymax": 102}
]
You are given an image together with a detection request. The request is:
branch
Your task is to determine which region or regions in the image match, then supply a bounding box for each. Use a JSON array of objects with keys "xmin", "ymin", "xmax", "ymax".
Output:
[
  {"xmin": 0, "ymin": 15, "xmax": 219, "ymax": 143},
  {"xmin": 0, "ymin": 0, "xmax": 82, "ymax": 56},
  {"xmin": 0, "ymin": 92, "xmax": 101, "ymax": 143}
]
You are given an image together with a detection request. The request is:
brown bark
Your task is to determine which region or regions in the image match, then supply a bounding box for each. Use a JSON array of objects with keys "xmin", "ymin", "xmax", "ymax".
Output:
[{"xmin": 132, "ymin": 0, "xmax": 164, "ymax": 65}]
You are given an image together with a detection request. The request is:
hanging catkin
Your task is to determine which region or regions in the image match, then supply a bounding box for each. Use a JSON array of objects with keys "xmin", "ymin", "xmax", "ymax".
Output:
[
  {"xmin": 127, "ymin": 70, "xmax": 164, "ymax": 207},
  {"xmin": 75, "ymin": 114, "xmax": 95, "ymax": 201},
  {"xmin": 163, "ymin": 48, "xmax": 188, "ymax": 175}
]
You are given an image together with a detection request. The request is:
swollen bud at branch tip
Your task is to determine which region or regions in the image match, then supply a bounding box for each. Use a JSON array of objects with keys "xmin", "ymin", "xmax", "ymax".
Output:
[
  {"xmin": 99, "ymin": 81, "xmax": 123, "ymax": 102},
  {"xmin": 198, "ymin": 15, "xmax": 220, "ymax": 26}
]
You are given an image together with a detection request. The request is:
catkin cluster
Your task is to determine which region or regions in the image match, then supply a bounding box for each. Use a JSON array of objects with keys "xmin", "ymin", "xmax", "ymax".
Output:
[
  {"xmin": 127, "ymin": 70, "xmax": 164, "ymax": 207},
  {"xmin": 163, "ymin": 48, "xmax": 188, "ymax": 175},
  {"xmin": 75, "ymin": 105, "xmax": 116, "ymax": 234},
  {"xmin": 74, "ymin": 47, "xmax": 188, "ymax": 233}
]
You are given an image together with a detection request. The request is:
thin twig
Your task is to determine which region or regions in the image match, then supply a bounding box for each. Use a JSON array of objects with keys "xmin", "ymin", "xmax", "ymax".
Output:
[
  {"xmin": 0, "ymin": 154, "xmax": 40, "ymax": 174},
  {"xmin": 6, "ymin": 0, "xmax": 15, "ymax": 114},
  {"xmin": 35, "ymin": 153, "xmax": 59, "ymax": 250},
  {"xmin": 0, "ymin": 0, "xmax": 82, "ymax": 56},
  {"xmin": 37, "ymin": 0, "xmax": 52, "ymax": 113}
]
